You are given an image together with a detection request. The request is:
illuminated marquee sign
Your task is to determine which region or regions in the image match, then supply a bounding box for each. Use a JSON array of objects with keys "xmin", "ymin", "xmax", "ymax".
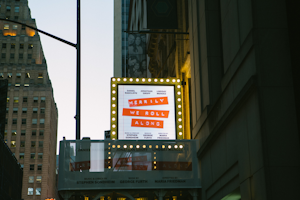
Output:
[{"xmin": 111, "ymin": 77, "xmax": 183, "ymax": 140}]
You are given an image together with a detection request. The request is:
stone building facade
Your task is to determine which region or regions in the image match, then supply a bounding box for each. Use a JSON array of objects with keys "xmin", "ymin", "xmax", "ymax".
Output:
[
  {"xmin": 127, "ymin": 0, "xmax": 300, "ymax": 199},
  {"xmin": 0, "ymin": 0, "xmax": 58, "ymax": 199}
]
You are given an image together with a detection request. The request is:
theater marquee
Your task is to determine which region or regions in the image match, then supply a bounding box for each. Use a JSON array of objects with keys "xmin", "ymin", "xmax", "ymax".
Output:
[{"xmin": 111, "ymin": 77, "xmax": 183, "ymax": 140}]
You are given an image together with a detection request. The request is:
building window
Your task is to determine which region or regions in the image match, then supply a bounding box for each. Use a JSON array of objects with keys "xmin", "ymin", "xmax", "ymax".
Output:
[
  {"xmin": 11, "ymin": 43, "xmax": 15, "ymax": 49},
  {"xmin": 22, "ymin": 119, "xmax": 26, "ymax": 124},
  {"xmin": 15, "ymin": 83, "xmax": 21, "ymax": 87},
  {"xmin": 32, "ymin": 130, "xmax": 36, "ymax": 136},
  {"xmin": 31, "ymin": 141, "xmax": 36, "ymax": 147},
  {"xmin": 1, "ymin": 53, "xmax": 5, "ymax": 59},
  {"xmin": 14, "ymin": 6, "xmax": 20, "ymax": 12},
  {"xmin": 13, "ymin": 107, "xmax": 18, "ymax": 114},
  {"xmin": 4, "ymin": 130, "xmax": 7, "ymax": 136},
  {"xmin": 2, "ymin": 43, "xmax": 6, "ymax": 48},
  {"xmin": 6, "ymin": 6, "xmax": 11, "ymax": 11},
  {"xmin": 39, "ymin": 130, "xmax": 44, "ymax": 136},
  {"xmin": 40, "ymin": 108, "xmax": 45, "ymax": 114},
  {"xmin": 37, "ymin": 164, "xmax": 42, "ymax": 171},
  {"xmin": 20, "ymin": 141, "xmax": 25, "ymax": 147},
  {"xmin": 26, "ymin": 73, "xmax": 30, "ymax": 78},
  {"xmin": 23, "ymin": 97, "xmax": 28, "ymax": 103},
  {"xmin": 21, "ymin": 25, "xmax": 25, "ymax": 30},
  {"xmin": 14, "ymin": 16, "xmax": 18, "ymax": 20},
  {"xmin": 30, "ymin": 153, "xmax": 35, "ymax": 159},
  {"xmin": 33, "ymin": 97, "xmax": 38, "ymax": 103},
  {"xmin": 22, "ymin": 108, "xmax": 27, "ymax": 113},
  {"xmin": 7, "ymin": 97, "xmax": 9, "ymax": 102},
  {"xmin": 19, "ymin": 53, "xmax": 23, "ymax": 59},
  {"xmin": 38, "ymin": 153, "xmax": 43, "ymax": 159},
  {"xmin": 20, "ymin": 164, "xmax": 24, "ymax": 169},
  {"xmin": 32, "ymin": 119, "xmax": 37, "ymax": 124},
  {"xmin": 28, "ymin": 44, "xmax": 33, "ymax": 49},
  {"xmin": 40, "ymin": 97, "xmax": 46, "ymax": 103},
  {"xmin": 39, "ymin": 141, "xmax": 43, "ymax": 148},
  {"xmin": 4, "ymin": 24, "xmax": 9, "ymax": 29},
  {"xmin": 28, "ymin": 176, "xmax": 34, "ymax": 183},
  {"xmin": 16, "ymin": 73, "xmax": 21, "ymax": 78},
  {"xmin": 36, "ymin": 176, "xmax": 42, "ymax": 183},
  {"xmin": 12, "ymin": 25, "xmax": 18, "ymax": 30},
  {"xmin": 40, "ymin": 119, "xmax": 45, "ymax": 125},
  {"xmin": 6, "ymin": 108, "xmax": 9, "ymax": 114},
  {"xmin": 28, "ymin": 188, "xmax": 33, "ymax": 195},
  {"xmin": 33, "ymin": 108, "xmax": 38, "ymax": 114},
  {"xmin": 21, "ymin": 130, "xmax": 26, "ymax": 136},
  {"xmin": 19, "ymin": 153, "xmax": 24, "ymax": 159},
  {"xmin": 38, "ymin": 73, "xmax": 43, "ymax": 78},
  {"xmin": 28, "ymin": 54, "xmax": 32, "ymax": 59},
  {"xmin": 7, "ymin": 73, "xmax": 12, "ymax": 78},
  {"xmin": 0, "ymin": 73, "xmax": 3, "ymax": 78},
  {"xmin": 36, "ymin": 188, "xmax": 41, "ymax": 195},
  {"xmin": 11, "ymin": 141, "xmax": 16, "ymax": 147},
  {"xmin": 10, "ymin": 53, "xmax": 14, "ymax": 59},
  {"xmin": 5, "ymin": 119, "xmax": 7, "ymax": 124},
  {"xmin": 12, "ymin": 118, "xmax": 17, "ymax": 124},
  {"xmin": 14, "ymin": 97, "xmax": 19, "ymax": 103},
  {"xmin": 30, "ymin": 165, "xmax": 35, "ymax": 171},
  {"xmin": 11, "ymin": 130, "xmax": 17, "ymax": 136},
  {"xmin": 20, "ymin": 43, "xmax": 24, "ymax": 49}
]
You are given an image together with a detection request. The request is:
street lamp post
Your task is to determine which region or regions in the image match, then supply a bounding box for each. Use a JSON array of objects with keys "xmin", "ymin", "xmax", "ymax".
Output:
[{"xmin": 0, "ymin": 0, "xmax": 81, "ymax": 140}]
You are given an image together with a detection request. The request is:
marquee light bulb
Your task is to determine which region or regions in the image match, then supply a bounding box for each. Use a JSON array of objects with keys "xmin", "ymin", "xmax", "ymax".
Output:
[
  {"xmin": 112, "ymin": 138, "xmax": 115, "ymax": 140},
  {"xmin": 123, "ymin": 78, "xmax": 127, "ymax": 81},
  {"xmin": 117, "ymin": 78, "xmax": 120, "ymax": 81},
  {"xmin": 112, "ymin": 90, "xmax": 116, "ymax": 94},
  {"xmin": 112, "ymin": 145, "xmax": 115, "ymax": 148},
  {"xmin": 179, "ymin": 145, "xmax": 183, "ymax": 149},
  {"xmin": 154, "ymin": 79, "xmax": 158, "ymax": 82},
  {"xmin": 130, "ymin": 78, "xmax": 133, "ymax": 82},
  {"xmin": 179, "ymin": 132, "xmax": 182, "ymax": 135},
  {"xmin": 143, "ymin": 145, "xmax": 146, "ymax": 148},
  {"xmin": 178, "ymin": 111, "xmax": 182, "ymax": 115},
  {"xmin": 168, "ymin": 145, "xmax": 172, "ymax": 149},
  {"xmin": 179, "ymin": 125, "xmax": 182, "ymax": 129},
  {"xmin": 112, "ymin": 84, "xmax": 116, "ymax": 87},
  {"xmin": 178, "ymin": 118, "xmax": 182, "ymax": 122},
  {"xmin": 112, "ymin": 104, "xmax": 115, "ymax": 107},
  {"xmin": 178, "ymin": 105, "xmax": 182, "ymax": 108},
  {"xmin": 177, "ymin": 92, "xmax": 181, "ymax": 95},
  {"xmin": 172, "ymin": 79, "xmax": 176, "ymax": 82},
  {"xmin": 112, "ymin": 124, "xmax": 116, "ymax": 128},
  {"xmin": 112, "ymin": 78, "xmax": 116, "ymax": 81},
  {"xmin": 112, "ymin": 118, "xmax": 115, "ymax": 121},
  {"xmin": 117, "ymin": 145, "xmax": 120, "ymax": 148},
  {"xmin": 112, "ymin": 97, "xmax": 116, "ymax": 101},
  {"xmin": 130, "ymin": 145, "xmax": 133, "ymax": 148},
  {"xmin": 178, "ymin": 98, "xmax": 181, "ymax": 102},
  {"xmin": 149, "ymin": 145, "xmax": 152, "ymax": 148},
  {"xmin": 148, "ymin": 78, "xmax": 151, "ymax": 82},
  {"xmin": 112, "ymin": 131, "xmax": 115, "ymax": 135},
  {"xmin": 177, "ymin": 85, "xmax": 181, "ymax": 88},
  {"xmin": 166, "ymin": 79, "xmax": 170, "ymax": 82},
  {"xmin": 112, "ymin": 111, "xmax": 116, "ymax": 114},
  {"xmin": 160, "ymin": 79, "xmax": 164, "ymax": 82},
  {"xmin": 136, "ymin": 145, "xmax": 140, "ymax": 148},
  {"xmin": 177, "ymin": 79, "xmax": 180, "ymax": 82},
  {"xmin": 136, "ymin": 78, "xmax": 139, "ymax": 82},
  {"xmin": 142, "ymin": 78, "xmax": 145, "ymax": 82},
  {"xmin": 175, "ymin": 145, "xmax": 178, "ymax": 149},
  {"xmin": 124, "ymin": 145, "xmax": 127, "ymax": 148}
]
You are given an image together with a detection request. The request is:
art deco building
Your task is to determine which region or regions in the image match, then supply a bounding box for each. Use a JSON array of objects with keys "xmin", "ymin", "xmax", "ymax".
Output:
[{"xmin": 0, "ymin": 0, "xmax": 58, "ymax": 199}]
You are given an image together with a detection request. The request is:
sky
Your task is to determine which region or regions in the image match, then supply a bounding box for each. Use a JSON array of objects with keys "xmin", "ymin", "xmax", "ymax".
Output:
[{"xmin": 28, "ymin": 0, "xmax": 114, "ymax": 153}]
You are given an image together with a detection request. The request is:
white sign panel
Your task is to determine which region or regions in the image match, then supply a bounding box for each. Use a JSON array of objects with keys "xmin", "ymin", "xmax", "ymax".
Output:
[{"xmin": 118, "ymin": 85, "xmax": 176, "ymax": 140}]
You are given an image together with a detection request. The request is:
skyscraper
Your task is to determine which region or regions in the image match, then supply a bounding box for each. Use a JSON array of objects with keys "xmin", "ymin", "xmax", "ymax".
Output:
[
  {"xmin": 114, "ymin": 0, "xmax": 130, "ymax": 77},
  {"xmin": 0, "ymin": 0, "xmax": 58, "ymax": 199}
]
